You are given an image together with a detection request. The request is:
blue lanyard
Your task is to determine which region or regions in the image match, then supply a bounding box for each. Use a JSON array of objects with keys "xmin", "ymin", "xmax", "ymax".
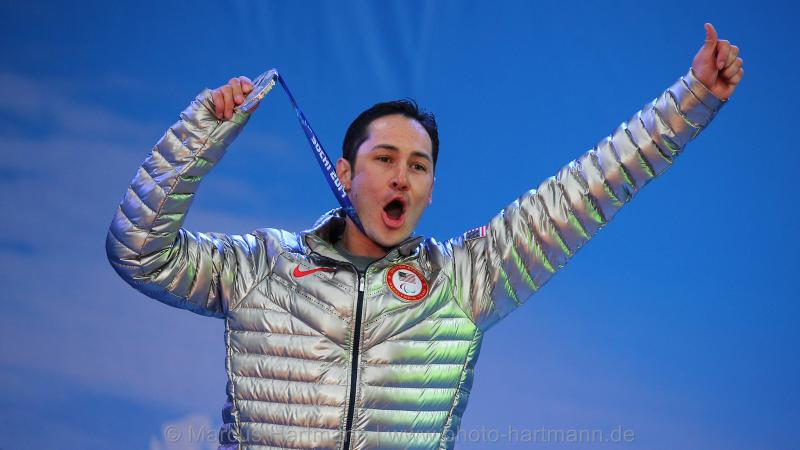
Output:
[{"xmin": 238, "ymin": 69, "xmax": 365, "ymax": 234}]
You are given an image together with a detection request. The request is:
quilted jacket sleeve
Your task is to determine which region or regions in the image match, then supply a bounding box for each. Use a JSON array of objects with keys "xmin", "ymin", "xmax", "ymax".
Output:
[
  {"xmin": 105, "ymin": 90, "xmax": 266, "ymax": 318},
  {"xmin": 450, "ymin": 68, "xmax": 726, "ymax": 331}
]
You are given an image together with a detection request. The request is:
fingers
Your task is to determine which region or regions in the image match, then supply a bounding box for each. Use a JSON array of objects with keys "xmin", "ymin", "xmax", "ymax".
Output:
[
  {"xmin": 722, "ymin": 56, "xmax": 743, "ymax": 79},
  {"xmin": 211, "ymin": 90, "xmax": 224, "ymax": 119},
  {"xmin": 704, "ymin": 23, "xmax": 718, "ymax": 48},
  {"xmin": 210, "ymin": 85, "xmax": 234, "ymax": 120},
  {"xmin": 703, "ymin": 22, "xmax": 743, "ymax": 85},
  {"xmin": 211, "ymin": 75, "xmax": 253, "ymax": 120},
  {"xmin": 229, "ymin": 77, "xmax": 244, "ymax": 105},
  {"xmin": 221, "ymin": 85, "xmax": 234, "ymax": 120},
  {"xmin": 716, "ymin": 39, "xmax": 731, "ymax": 70},
  {"xmin": 729, "ymin": 67, "xmax": 744, "ymax": 85},
  {"xmin": 239, "ymin": 76, "xmax": 253, "ymax": 95},
  {"xmin": 724, "ymin": 44, "xmax": 739, "ymax": 69}
]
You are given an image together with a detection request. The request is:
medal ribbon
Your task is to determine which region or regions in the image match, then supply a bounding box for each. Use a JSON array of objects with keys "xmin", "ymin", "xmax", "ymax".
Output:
[{"xmin": 238, "ymin": 69, "xmax": 365, "ymax": 233}]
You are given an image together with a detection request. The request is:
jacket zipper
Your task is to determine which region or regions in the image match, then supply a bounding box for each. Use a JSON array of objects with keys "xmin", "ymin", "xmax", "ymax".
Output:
[{"xmin": 342, "ymin": 271, "xmax": 366, "ymax": 450}]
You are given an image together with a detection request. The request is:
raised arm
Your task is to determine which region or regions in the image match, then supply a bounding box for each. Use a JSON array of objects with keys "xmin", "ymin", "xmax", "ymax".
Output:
[
  {"xmin": 105, "ymin": 77, "xmax": 268, "ymax": 318},
  {"xmin": 451, "ymin": 23, "xmax": 744, "ymax": 331}
]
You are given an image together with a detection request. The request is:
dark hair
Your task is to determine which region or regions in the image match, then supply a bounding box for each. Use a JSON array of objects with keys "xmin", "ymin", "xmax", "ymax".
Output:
[{"xmin": 342, "ymin": 99, "xmax": 439, "ymax": 170}]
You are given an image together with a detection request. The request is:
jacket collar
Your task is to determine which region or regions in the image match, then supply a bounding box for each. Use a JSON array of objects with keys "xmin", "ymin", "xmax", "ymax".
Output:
[{"xmin": 300, "ymin": 208, "xmax": 423, "ymax": 264}]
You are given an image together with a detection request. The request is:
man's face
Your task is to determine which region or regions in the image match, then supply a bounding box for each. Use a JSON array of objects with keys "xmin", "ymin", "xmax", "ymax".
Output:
[{"xmin": 337, "ymin": 114, "xmax": 435, "ymax": 248}]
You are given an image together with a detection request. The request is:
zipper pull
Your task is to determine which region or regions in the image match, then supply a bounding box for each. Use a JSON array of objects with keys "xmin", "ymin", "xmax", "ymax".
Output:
[{"xmin": 358, "ymin": 275, "xmax": 365, "ymax": 293}]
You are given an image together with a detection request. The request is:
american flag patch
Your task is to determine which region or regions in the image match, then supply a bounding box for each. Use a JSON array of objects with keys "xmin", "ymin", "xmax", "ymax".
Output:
[
  {"xmin": 463, "ymin": 225, "xmax": 488, "ymax": 241},
  {"xmin": 397, "ymin": 271, "xmax": 415, "ymax": 282}
]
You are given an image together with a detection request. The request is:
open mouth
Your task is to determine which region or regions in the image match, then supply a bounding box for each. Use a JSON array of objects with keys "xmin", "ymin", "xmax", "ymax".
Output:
[{"xmin": 381, "ymin": 198, "xmax": 407, "ymax": 229}]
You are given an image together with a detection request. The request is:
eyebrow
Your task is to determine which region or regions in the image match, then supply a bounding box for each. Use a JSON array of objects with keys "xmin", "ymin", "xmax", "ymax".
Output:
[{"xmin": 371, "ymin": 144, "xmax": 433, "ymax": 163}]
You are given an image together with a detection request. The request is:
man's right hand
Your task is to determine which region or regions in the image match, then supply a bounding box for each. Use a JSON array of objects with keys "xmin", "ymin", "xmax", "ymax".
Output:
[
  {"xmin": 691, "ymin": 23, "xmax": 744, "ymax": 101},
  {"xmin": 211, "ymin": 76, "xmax": 256, "ymax": 120}
]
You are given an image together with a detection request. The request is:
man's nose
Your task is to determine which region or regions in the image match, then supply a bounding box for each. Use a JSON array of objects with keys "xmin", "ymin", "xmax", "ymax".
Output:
[{"xmin": 391, "ymin": 166, "xmax": 410, "ymax": 191}]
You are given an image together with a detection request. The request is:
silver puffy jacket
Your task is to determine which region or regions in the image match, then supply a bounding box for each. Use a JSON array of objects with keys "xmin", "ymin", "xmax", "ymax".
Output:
[{"xmin": 106, "ymin": 68, "xmax": 724, "ymax": 449}]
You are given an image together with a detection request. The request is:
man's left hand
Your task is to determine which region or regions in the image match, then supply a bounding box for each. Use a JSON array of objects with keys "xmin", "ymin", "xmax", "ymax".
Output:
[{"xmin": 692, "ymin": 22, "xmax": 744, "ymax": 101}]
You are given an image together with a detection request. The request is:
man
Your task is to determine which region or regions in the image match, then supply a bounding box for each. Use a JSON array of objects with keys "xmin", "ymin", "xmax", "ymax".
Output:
[{"xmin": 106, "ymin": 23, "xmax": 743, "ymax": 450}]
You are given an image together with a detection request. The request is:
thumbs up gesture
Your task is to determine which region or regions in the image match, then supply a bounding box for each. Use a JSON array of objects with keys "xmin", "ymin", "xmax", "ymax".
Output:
[{"xmin": 692, "ymin": 23, "xmax": 744, "ymax": 101}]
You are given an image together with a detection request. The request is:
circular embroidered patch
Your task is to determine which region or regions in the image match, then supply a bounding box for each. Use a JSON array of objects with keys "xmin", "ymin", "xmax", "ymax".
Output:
[{"xmin": 386, "ymin": 264, "xmax": 429, "ymax": 302}]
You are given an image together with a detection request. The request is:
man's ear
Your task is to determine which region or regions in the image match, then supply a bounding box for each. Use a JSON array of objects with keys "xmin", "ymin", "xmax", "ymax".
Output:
[
  {"xmin": 428, "ymin": 175, "xmax": 436, "ymax": 205},
  {"xmin": 336, "ymin": 158, "xmax": 352, "ymax": 191}
]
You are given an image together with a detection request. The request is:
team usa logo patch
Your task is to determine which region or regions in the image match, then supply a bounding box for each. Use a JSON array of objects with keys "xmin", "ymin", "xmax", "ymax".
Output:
[{"xmin": 386, "ymin": 264, "xmax": 429, "ymax": 302}]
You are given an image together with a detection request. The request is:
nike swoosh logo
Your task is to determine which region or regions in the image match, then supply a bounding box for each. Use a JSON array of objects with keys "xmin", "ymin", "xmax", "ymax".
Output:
[{"xmin": 293, "ymin": 265, "xmax": 336, "ymax": 278}]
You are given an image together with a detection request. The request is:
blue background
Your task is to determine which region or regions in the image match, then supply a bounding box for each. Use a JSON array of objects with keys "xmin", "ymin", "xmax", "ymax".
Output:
[{"xmin": 1, "ymin": 1, "xmax": 797, "ymax": 448}]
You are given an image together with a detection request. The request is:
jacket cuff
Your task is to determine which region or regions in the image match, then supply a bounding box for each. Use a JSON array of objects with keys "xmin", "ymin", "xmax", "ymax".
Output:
[
  {"xmin": 168, "ymin": 89, "xmax": 252, "ymax": 168},
  {"xmin": 684, "ymin": 68, "xmax": 726, "ymax": 112},
  {"xmin": 661, "ymin": 68, "xmax": 725, "ymax": 133}
]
